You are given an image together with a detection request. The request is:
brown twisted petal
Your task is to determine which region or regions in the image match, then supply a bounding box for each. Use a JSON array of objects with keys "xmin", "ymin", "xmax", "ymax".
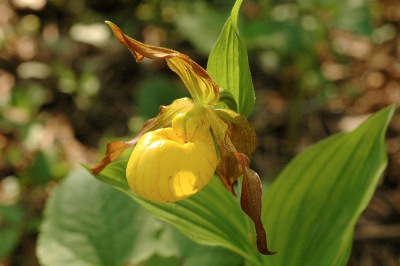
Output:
[{"xmin": 105, "ymin": 21, "xmax": 219, "ymax": 105}]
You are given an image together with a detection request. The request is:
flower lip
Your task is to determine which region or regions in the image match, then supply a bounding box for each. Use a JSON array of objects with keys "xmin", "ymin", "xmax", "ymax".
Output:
[{"xmin": 126, "ymin": 126, "xmax": 218, "ymax": 203}]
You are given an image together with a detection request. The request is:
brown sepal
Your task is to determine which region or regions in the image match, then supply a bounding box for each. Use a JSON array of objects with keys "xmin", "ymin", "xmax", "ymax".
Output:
[
  {"xmin": 90, "ymin": 118, "xmax": 155, "ymax": 175},
  {"xmin": 214, "ymin": 109, "xmax": 257, "ymax": 195},
  {"xmin": 205, "ymin": 108, "xmax": 276, "ymax": 255},
  {"xmin": 91, "ymin": 141, "xmax": 132, "ymax": 175},
  {"xmin": 238, "ymin": 154, "xmax": 277, "ymax": 255}
]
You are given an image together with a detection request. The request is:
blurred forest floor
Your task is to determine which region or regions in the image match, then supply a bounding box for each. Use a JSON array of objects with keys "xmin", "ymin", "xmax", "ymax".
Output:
[{"xmin": 0, "ymin": 0, "xmax": 399, "ymax": 265}]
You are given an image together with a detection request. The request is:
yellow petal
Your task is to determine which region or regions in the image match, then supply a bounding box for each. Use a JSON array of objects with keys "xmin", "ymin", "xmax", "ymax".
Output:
[{"xmin": 126, "ymin": 127, "xmax": 217, "ymax": 203}]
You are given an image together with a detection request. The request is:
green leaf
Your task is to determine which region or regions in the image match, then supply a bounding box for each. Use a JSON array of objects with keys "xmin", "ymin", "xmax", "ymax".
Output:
[
  {"xmin": 162, "ymin": 227, "xmax": 243, "ymax": 266},
  {"xmin": 207, "ymin": 0, "xmax": 255, "ymax": 117},
  {"xmin": 0, "ymin": 203, "xmax": 24, "ymax": 259},
  {"xmin": 38, "ymin": 166, "xmax": 243, "ymax": 266},
  {"xmin": 262, "ymin": 105, "xmax": 395, "ymax": 266},
  {"xmin": 37, "ymin": 167, "xmax": 177, "ymax": 266},
  {"xmin": 95, "ymin": 162, "xmax": 261, "ymax": 264},
  {"xmin": 23, "ymin": 151, "xmax": 52, "ymax": 186}
]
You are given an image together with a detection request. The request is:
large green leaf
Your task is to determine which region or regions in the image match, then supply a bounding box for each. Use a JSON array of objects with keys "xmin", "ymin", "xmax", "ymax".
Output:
[
  {"xmin": 262, "ymin": 105, "xmax": 395, "ymax": 266},
  {"xmin": 37, "ymin": 167, "xmax": 243, "ymax": 266},
  {"xmin": 96, "ymin": 162, "xmax": 261, "ymax": 264},
  {"xmin": 207, "ymin": 0, "xmax": 255, "ymax": 117},
  {"xmin": 37, "ymin": 167, "xmax": 178, "ymax": 266}
]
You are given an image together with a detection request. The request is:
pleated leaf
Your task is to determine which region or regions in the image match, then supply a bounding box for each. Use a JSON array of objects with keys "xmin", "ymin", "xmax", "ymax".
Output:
[
  {"xmin": 207, "ymin": 0, "xmax": 255, "ymax": 117},
  {"xmin": 37, "ymin": 167, "xmax": 243, "ymax": 266},
  {"xmin": 95, "ymin": 161, "xmax": 263, "ymax": 264},
  {"xmin": 37, "ymin": 168, "xmax": 171, "ymax": 266},
  {"xmin": 262, "ymin": 105, "xmax": 395, "ymax": 266}
]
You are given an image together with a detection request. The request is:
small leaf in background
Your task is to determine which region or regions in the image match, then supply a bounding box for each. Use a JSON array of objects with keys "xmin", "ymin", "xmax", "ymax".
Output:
[
  {"xmin": 22, "ymin": 151, "xmax": 52, "ymax": 186},
  {"xmin": 174, "ymin": 7, "xmax": 227, "ymax": 55},
  {"xmin": 207, "ymin": 0, "xmax": 255, "ymax": 117},
  {"xmin": 262, "ymin": 105, "xmax": 395, "ymax": 266},
  {"xmin": 95, "ymin": 162, "xmax": 261, "ymax": 264},
  {"xmin": 37, "ymin": 167, "xmax": 243, "ymax": 266},
  {"xmin": 0, "ymin": 203, "xmax": 24, "ymax": 260}
]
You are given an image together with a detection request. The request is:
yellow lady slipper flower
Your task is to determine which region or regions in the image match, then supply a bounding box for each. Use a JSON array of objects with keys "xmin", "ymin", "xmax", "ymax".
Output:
[
  {"xmin": 127, "ymin": 104, "xmax": 217, "ymax": 203},
  {"xmin": 92, "ymin": 21, "xmax": 276, "ymax": 255}
]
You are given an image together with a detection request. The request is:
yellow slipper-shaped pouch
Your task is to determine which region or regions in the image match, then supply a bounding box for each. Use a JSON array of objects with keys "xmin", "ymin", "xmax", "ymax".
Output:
[{"xmin": 126, "ymin": 107, "xmax": 218, "ymax": 203}]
